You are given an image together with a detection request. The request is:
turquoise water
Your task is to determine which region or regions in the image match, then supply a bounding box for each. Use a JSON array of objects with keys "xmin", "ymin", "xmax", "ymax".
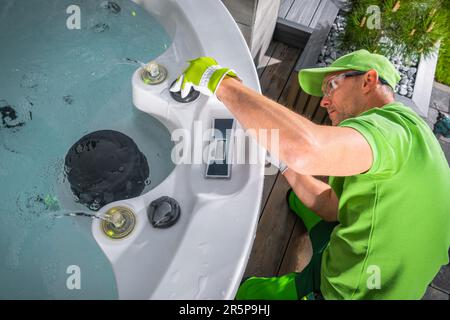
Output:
[{"xmin": 0, "ymin": 0, "xmax": 174, "ymax": 299}]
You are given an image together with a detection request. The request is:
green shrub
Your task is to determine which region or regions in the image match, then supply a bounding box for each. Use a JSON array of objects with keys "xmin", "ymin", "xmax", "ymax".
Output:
[
  {"xmin": 341, "ymin": 0, "xmax": 450, "ymax": 62},
  {"xmin": 435, "ymin": 37, "xmax": 450, "ymax": 85}
]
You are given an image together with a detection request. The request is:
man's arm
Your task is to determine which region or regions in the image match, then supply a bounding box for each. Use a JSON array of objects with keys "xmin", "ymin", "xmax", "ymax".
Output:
[
  {"xmin": 216, "ymin": 77, "xmax": 373, "ymax": 177},
  {"xmin": 283, "ymin": 169, "xmax": 338, "ymax": 222}
]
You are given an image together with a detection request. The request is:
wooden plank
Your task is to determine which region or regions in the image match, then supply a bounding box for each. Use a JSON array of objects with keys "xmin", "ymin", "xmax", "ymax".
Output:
[
  {"xmin": 294, "ymin": 90, "xmax": 310, "ymax": 114},
  {"xmin": 278, "ymin": 71, "xmax": 301, "ymax": 111},
  {"xmin": 302, "ymin": 95, "xmax": 322, "ymax": 120},
  {"xmin": 294, "ymin": 1, "xmax": 339, "ymax": 71},
  {"xmin": 243, "ymin": 174, "xmax": 296, "ymax": 278},
  {"xmin": 309, "ymin": 0, "xmax": 328, "ymax": 29},
  {"xmin": 278, "ymin": 71, "xmax": 327, "ymax": 123},
  {"xmin": 278, "ymin": 0, "xmax": 295, "ymax": 19},
  {"xmin": 256, "ymin": 41, "xmax": 278, "ymax": 78},
  {"xmin": 312, "ymin": 103, "xmax": 327, "ymax": 124},
  {"xmin": 431, "ymin": 264, "xmax": 450, "ymax": 294},
  {"xmin": 259, "ymin": 172, "xmax": 278, "ymax": 219},
  {"xmin": 273, "ymin": 18, "xmax": 312, "ymax": 49},
  {"xmin": 285, "ymin": 0, "xmax": 321, "ymax": 26},
  {"xmin": 422, "ymin": 286, "xmax": 450, "ymax": 300},
  {"xmin": 277, "ymin": 219, "xmax": 313, "ymax": 275},
  {"xmin": 258, "ymin": 42, "xmax": 301, "ymax": 101}
]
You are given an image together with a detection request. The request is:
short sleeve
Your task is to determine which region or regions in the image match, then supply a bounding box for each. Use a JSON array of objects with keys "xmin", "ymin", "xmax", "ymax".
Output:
[{"xmin": 338, "ymin": 110, "xmax": 412, "ymax": 177}]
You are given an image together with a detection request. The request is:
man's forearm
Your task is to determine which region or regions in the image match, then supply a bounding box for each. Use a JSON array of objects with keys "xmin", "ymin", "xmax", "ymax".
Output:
[
  {"xmin": 216, "ymin": 76, "xmax": 319, "ymax": 173},
  {"xmin": 283, "ymin": 169, "xmax": 338, "ymax": 222}
]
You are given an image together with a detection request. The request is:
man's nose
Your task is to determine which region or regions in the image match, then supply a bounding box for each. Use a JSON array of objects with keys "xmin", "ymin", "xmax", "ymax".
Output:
[{"xmin": 320, "ymin": 96, "xmax": 331, "ymax": 108}]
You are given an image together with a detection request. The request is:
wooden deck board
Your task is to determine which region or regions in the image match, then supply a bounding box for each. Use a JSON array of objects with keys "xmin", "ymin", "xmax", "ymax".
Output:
[
  {"xmin": 278, "ymin": 0, "xmax": 295, "ymax": 19},
  {"xmin": 258, "ymin": 42, "xmax": 302, "ymax": 101},
  {"xmin": 285, "ymin": 0, "xmax": 322, "ymax": 27},
  {"xmin": 256, "ymin": 41, "xmax": 278, "ymax": 78},
  {"xmin": 244, "ymin": 173, "xmax": 296, "ymax": 277},
  {"xmin": 303, "ymin": 95, "xmax": 322, "ymax": 120},
  {"xmin": 278, "ymin": 0, "xmax": 336, "ymax": 29},
  {"xmin": 313, "ymin": 105, "xmax": 328, "ymax": 124},
  {"xmin": 278, "ymin": 71, "xmax": 300, "ymax": 110},
  {"xmin": 259, "ymin": 172, "xmax": 278, "ymax": 219},
  {"xmin": 309, "ymin": 0, "xmax": 328, "ymax": 29},
  {"xmin": 295, "ymin": 90, "xmax": 311, "ymax": 114},
  {"xmin": 277, "ymin": 219, "xmax": 312, "ymax": 275}
]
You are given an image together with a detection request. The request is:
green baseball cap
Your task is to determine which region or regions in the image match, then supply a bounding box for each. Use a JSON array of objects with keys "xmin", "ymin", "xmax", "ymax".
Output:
[{"xmin": 298, "ymin": 49, "xmax": 401, "ymax": 97}]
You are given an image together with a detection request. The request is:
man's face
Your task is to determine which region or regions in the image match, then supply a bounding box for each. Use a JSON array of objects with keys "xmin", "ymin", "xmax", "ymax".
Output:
[{"xmin": 319, "ymin": 70, "xmax": 363, "ymax": 126}]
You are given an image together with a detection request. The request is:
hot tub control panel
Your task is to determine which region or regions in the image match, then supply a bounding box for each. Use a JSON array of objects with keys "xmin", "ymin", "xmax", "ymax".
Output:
[{"xmin": 205, "ymin": 118, "xmax": 235, "ymax": 179}]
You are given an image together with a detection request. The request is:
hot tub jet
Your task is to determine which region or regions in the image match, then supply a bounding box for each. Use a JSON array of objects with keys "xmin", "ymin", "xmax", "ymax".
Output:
[{"xmin": 140, "ymin": 61, "xmax": 167, "ymax": 85}]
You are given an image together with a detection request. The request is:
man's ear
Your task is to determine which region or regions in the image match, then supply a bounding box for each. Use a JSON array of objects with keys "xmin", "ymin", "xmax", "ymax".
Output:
[{"xmin": 362, "ymin": 69, "xmax": 379, "ymax": 94}]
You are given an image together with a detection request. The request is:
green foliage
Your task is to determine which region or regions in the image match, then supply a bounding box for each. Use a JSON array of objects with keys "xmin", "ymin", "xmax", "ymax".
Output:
[
  {"xmin": 435, "ymin": 37, "xmax": 450, "ymax": 85},
  {"xmin": 341, "ymin": 0, "xmax": 450, "ymax": 62}
]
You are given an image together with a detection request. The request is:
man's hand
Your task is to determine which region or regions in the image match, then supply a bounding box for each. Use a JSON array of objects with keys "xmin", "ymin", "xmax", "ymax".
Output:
[{"xmin": 170, "ymin": 57, "xmax": 239, "ymax": 98}]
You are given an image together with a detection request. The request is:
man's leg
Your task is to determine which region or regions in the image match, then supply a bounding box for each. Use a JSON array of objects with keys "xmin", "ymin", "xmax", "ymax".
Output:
[
  {"xmin": 235, "ymin": 190, "xmax": 337, "ymax": 300},
  {"xmin": 288, "ymin": 190, "xmax": 338, "ymax": 254}
]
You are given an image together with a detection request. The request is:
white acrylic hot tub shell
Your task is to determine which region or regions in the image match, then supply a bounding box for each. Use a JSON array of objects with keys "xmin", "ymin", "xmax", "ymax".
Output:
[{"xmin": 91, "ymin": 0, "xmax": 264, "ymax": 299}]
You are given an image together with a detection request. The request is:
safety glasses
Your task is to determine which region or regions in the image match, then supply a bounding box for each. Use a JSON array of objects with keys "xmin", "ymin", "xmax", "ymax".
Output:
[{"xmin": 322, "ymin": 70, "xmax": 389, "ymax": 98}]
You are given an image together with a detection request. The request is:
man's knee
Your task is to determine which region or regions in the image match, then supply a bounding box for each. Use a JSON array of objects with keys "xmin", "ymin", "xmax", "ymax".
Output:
[{"xmin": 287, "ymin": 190, "xmax": 322, "ymax": 232}]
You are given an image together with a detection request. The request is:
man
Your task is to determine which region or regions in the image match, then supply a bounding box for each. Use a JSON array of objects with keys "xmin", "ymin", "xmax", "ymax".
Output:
[{"xmin": 170, "ymin": 50, "xmax": 450, "ymax": 299}]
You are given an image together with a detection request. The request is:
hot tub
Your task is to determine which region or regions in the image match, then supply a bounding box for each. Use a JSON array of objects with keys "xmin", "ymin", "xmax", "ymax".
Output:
[{"xmin": 95, "ymin": 0, "xmax": 265, "ymax": 299}]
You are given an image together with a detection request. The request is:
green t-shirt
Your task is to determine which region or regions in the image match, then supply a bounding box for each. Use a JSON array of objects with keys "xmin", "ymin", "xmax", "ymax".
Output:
[{"xmin": 320, "ymin": 102, "xmax": 450, "ymax": 300}]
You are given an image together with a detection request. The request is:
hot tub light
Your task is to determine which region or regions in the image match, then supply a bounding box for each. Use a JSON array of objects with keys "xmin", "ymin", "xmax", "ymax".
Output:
[{"xmin": 101, "ymin": 206, "xmax": 136, "ymax": 239}]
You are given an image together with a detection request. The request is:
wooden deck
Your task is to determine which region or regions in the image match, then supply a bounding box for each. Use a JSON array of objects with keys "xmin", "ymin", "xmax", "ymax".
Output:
[
  {"xmin": 243, "ymin": 37, "xmax": 450, "ymax": 299},
  {"xmin": 279, "ymin": 0, "xmax": 331, "ymax": 29}
]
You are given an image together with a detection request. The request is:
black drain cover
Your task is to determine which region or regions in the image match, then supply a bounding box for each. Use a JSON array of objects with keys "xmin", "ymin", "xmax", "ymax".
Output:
[
  {"xmin": 148, "ymin": 196, "xmax": 180, "ymax": 228},
  {"xmin": 169, "ymin": 79, "xmax": 200, "ymax": 103}
]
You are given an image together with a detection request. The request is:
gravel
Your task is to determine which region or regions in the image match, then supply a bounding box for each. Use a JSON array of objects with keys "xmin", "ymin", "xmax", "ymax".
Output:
[{"xmin": 316, "ymin": 13, "xmax": 419, "ymax": 98}]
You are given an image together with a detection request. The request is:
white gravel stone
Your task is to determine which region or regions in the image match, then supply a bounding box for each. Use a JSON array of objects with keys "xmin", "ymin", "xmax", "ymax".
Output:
[{"xmin": 400, "ymin": 87, "xmax": 408, "ymax": 95}]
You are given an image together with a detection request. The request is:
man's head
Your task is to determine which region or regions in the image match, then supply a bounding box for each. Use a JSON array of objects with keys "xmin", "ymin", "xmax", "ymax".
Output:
[{"xmin": 298, "ymin": 50, "xmax": 400, "ymax": 126}]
